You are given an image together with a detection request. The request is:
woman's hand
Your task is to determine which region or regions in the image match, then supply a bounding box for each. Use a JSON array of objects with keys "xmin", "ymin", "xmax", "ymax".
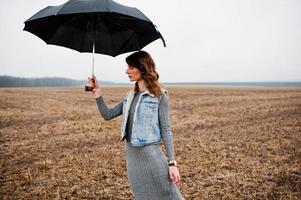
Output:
[
  {"xmin": 169, "ymin": 166, "xmax": 181, "ymax": 186},
  {"xmin": 88, "ymin": 74, "xmax": 102, "ymax": 98}
]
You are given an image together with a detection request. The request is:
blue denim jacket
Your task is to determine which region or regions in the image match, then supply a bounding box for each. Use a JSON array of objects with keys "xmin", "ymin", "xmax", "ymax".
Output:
[{"xmin": 120, "ymin": 88, "xmax": 167, "ymax": 146}]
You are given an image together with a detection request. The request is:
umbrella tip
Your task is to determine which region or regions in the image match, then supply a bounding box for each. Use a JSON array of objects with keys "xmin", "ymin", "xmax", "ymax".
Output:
[{"xmin": 161, "ymin": 36, "xmax": 166, "ymax": 47}]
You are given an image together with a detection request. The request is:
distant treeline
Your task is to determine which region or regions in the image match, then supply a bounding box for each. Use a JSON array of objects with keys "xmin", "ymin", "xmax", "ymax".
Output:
[
  {"xmin": 1, "ymin": 75, "xmax": 300, "ymax": 88},
  {"xmin": 0, "ymin": 75, "xmax": 116, "ymax": 87}
]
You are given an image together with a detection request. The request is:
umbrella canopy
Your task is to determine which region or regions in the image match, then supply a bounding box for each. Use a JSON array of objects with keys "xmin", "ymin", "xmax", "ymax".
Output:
[{"xmin": 23, "ymin": 0, "xmax": 166, "ymax": 57}]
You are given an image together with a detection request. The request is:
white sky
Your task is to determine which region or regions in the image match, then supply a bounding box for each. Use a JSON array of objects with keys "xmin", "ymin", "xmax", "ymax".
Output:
[{"xmin": 0, "ymin": 0, "xmax": 300, "ymax": 83}]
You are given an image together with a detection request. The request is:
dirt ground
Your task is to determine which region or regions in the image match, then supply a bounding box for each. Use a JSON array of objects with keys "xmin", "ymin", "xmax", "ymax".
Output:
[{"xmin": 0, "ymin": 86, "xmax": 300, "ymax": 200}]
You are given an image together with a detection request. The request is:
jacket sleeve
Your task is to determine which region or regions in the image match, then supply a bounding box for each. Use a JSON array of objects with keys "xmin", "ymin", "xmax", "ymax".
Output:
[
  {"xmin": 95, "ymin": 95, "xmax": 124, "ymax": 120},
  {"xmin": 158, "ymin": 92, "xmax": 176, "ymax": 161}
]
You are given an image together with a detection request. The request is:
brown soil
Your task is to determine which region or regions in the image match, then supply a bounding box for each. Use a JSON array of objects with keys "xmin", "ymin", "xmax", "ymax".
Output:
[{"xmin": 0, "ymin": 86, "xmax": 300, "ymax": 200}]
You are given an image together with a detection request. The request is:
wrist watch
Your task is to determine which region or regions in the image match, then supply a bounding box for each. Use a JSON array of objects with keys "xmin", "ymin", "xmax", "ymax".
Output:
[{"xmin": 168, "ymin": 160, "xmax": 177, "ymax": 167}]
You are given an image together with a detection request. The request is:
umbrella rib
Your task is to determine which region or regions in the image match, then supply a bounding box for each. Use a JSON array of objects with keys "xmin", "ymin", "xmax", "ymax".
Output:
[
  {"xmin": 110, "ymin": 30, "xmax": 116, "ymax": 56},
  {"xmin": 106, "ymin": 13, "xmax": 131, "ymax": 31},
  {"xmin": 106, "ymin": 14, "xmax": 135, "ymax": 55},
  {"xmin": 105, "ymin": 0, "xmax": 110, "ymax": 12},
  {"xmin": 47, "ymin": 14, "xmax": 82, "ymax": 46},
  {"xmin": 55, "ymin": 1, "xmax": 70, "ymax": 16},
  {"xmin": 79, "ymin": 22, "xmax": 89, "ymax": 53},
  {"xmin": 94, "ymin": 13, "xmax": 115, "ymax": 55},
  {"xmin": 115, "ymin": 32, "xmax": 137, "ymax": 56},
  {"xmin": 154, "ymin": 24, "xmax": 166, "ymax": 47}
]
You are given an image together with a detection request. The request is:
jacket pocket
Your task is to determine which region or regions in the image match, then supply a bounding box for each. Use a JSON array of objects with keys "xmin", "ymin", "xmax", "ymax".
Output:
[{"xmin": 142, "ymin": 99, "xmax": 159, "ymax": 114}]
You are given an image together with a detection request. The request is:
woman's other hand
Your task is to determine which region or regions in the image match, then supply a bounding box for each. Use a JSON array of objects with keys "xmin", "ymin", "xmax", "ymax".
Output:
[
  {"xmin": 169, "ymin": 166, "xmax": 181, "ymax": 186},
  {"xmin": 88, "ymin": 74, "xmax": 102, "ymax": 98}
]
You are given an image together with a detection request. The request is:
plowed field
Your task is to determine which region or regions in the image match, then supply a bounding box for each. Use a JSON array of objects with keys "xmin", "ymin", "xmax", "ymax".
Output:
[{"xmin": 1, "ymin": 86, "xmax": 300, "ymax": 199}]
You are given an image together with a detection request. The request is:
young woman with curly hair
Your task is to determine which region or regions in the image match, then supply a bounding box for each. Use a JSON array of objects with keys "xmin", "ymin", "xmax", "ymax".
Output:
[{"xmin": 88, "ymin": 50, "xmax": 184, "ymax": 200}]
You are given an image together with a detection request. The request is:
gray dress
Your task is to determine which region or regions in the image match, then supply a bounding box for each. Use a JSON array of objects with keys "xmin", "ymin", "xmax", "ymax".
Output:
[{"xmin": 96, "ymin": 91, "xmax": 185, "ymax": 200}]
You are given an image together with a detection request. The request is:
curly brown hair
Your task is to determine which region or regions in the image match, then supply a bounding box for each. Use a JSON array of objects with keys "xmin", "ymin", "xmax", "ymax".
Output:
[{"xmin": 125, "ymin": 51, "xmax": 163, "ymax": 98}]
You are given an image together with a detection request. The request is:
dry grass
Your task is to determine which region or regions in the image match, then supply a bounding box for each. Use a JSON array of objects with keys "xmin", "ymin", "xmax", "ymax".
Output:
[{"xmin": 0, "ymin": 86, "xmax": 300, "ymax": 200}]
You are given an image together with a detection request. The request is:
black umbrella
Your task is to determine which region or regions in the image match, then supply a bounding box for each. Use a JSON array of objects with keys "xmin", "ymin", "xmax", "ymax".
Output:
[{"xmin": 23, "ymin": 0, "xmax": 166, "ymax": 88}]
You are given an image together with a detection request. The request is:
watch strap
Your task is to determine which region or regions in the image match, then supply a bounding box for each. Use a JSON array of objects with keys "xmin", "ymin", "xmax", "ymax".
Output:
[{"xmin": 168, "ymin": 160, "xmax": 177, "ymax": 167}]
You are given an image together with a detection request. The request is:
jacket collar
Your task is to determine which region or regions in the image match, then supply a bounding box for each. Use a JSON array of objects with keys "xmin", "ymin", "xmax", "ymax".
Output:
[
  {"xmin": 127, "ymin": 88, "xmax": 167, "ymax": 99},
  {"xmin": 128, "ymin": 88, "xmax": 155, "ymax": 97}
]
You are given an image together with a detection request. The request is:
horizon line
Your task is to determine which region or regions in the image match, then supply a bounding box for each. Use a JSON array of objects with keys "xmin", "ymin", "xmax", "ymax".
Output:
[{"xmin": 0, "ymin": 75, "xmax": 300, "ymax": 83}]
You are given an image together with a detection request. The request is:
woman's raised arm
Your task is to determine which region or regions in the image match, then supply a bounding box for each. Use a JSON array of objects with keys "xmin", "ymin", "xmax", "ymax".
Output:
[
  {"xmin": 88, "ymin": 74, "xmax": 124, "ymax": 120},
  {"xmin": 95, "ymin": 96, "xmax": 123, "ymax": 120}
]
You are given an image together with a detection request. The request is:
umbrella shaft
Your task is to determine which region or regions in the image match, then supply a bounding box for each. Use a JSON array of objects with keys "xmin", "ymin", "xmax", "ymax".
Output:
[{"xmin": 92, "ymin": 43, "xmax": 95, "ymax": 75}]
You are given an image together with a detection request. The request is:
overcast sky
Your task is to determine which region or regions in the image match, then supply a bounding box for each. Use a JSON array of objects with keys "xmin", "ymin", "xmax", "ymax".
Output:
[{"xmin": 0, "ymin": 0, "xmax": 300, "ymax": 83}]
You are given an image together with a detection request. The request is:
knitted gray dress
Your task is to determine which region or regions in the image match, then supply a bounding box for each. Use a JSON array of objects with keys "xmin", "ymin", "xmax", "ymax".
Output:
[{"xmin": 96, "ymin": 91, "xmax": 184, "ymax": 200}]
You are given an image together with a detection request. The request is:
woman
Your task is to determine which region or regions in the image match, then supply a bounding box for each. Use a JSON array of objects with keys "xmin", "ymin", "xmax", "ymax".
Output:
[{"xmin": 88, "ymin": 51, "xmax": 185, "ymax": 200}]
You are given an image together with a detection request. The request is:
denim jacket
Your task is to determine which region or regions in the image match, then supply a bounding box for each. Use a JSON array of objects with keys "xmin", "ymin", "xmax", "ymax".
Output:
[{"xmin": 120, "ymin": 88, "xmax": 167, "ymax": 146}]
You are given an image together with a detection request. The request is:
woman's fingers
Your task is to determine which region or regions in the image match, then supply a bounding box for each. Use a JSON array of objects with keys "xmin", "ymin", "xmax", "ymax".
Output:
[
  {"xmin": 170, "ymin": 172, "xmax": 177, "ymax": 183},
  {"xmin": 88, "ymin": 75, "xmax": 100, "ymax": 95},
  {"xmin": 88, "ymin": 79, "xmax": 94, "ymax": 84},
  {"xmin": 92, "ymin": 75, "xmax": 97, "ymax": 83},
  {"xmin": 88, "ymin": 77, "xmax": 96, "ymax": 84},
  {"xmin": 88, "ymin": 81, "xmax": 95, "ymax": 86},
  {"xmin": 169, "ymin": 172, "xmax": 173, "ymax": 181},
  {"xmin": 176, "ymin": 174, "xmax": 180, "ymax": 183},
  {"xmin": 88, "ymin": 76, "xmax": 96, "ymax": 81},
  {"xmin": 170, "ymin": 171, "xmax": 181, "ymax": 184}
]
